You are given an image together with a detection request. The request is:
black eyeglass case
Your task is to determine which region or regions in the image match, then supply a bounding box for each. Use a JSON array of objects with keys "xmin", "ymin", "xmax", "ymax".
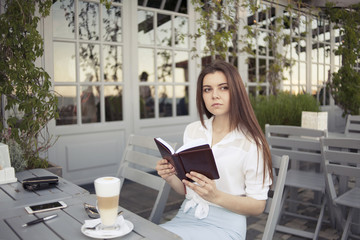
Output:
[{"xmin": 22, "ymin": 176, "xmax": 59, "ymax": 191}]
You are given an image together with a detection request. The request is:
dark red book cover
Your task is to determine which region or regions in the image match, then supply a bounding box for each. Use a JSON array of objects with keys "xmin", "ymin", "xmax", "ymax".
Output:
[{"xmin": 154, "ymin": 138, "xmax": 219, "ymax": 181}]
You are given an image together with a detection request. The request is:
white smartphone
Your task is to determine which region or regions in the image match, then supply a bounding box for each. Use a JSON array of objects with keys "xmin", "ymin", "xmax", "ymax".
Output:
[{"xmin": 25, "ymin": 201, "xmax": 67, "ymax": 214}]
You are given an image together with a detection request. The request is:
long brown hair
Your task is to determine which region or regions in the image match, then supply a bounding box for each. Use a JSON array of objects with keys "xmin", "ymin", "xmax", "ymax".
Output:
[{"xmin": 196, "ymin": 60, "xmax": 273, "ymax": 184}]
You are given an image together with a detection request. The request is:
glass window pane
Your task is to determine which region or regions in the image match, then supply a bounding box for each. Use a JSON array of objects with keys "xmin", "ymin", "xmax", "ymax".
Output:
[
  {"xmin": 138, "ymin": 48, "xmax": 155, "ymax": 82},
  {"xmin": 103, "ymin": 5, "xmax": 122, "ymax": 42},
  {"xmin": 174, "ymin": 51, "xmax": 188, "ymax": 82},
  {"xmin": 139, "ymin": 85, "xmax": 155, "ymax": 119},
  {"xmin": 174, "ymin": 16, "xmax": 188, "ymax": 48},
  {"xmin": 52, "ymin": 0, "xmax": 75, "ymax": 39},
  {"xmin": 105, "ymin": 85, "xmax": 123, "ymax": 121},
  {"xmin": 325, "ymin": 44, "xmax": 331, "ymax": 64},
  {"xmin": 176, "ymin": 86, "xmax": 188, "ymax": 116},
  {"xmin": 54, "ymin": 42, "xmax": 76, "ymax": 83},
  {"xmin": 299, "ymin": 39, "xmax": 306, "ymax": 61},
  {"xmin": 311, "ymin": 42, "xmax": 318, "ymax": 62},
  {"xmin": 157, "ymin": 13, "xmax": 172, "ymax": 47},
  {"xmin": 259, "ymin": 58, "xmax": 266, "ymax": 83},
  {"xmin": 79, "ymin": 44, "xmax": 100, "ymax": 82},
  {"xmin": 312, "ymin": 64, "xmax": 318, "ymax": 86},
  {"xmin": 318, "ymin": 65, "xmax": 324, "ymax": 83},
  {"xmin": 159, "ymin": 85, "xmax": 173, "ymax": 117},
  {"xmin": 292, "ymin": 61, "xmax": 299, "ymax": 84},
  {"xmin": 81, "ymin": 86, "xmax": 100, "ymax": 123},
  {"xmin": 248, "ymin": 58, "xmax": 256, "ymax": 83},
  {"xmin": 103, "ymin": 45, "xmax": 122, "ymax": 82},
  {"xmin": 300, "ymin": 62, "xmax": 306, "ymax": 84},
  {"xmin": 283, "ymin": 68, "xmax": 290, "ymax": 85},
  {"xmin": 258, "ymin": 31, "xmax": 267, "ymax": 56},
  {"xmin": 319, "ymin": 46, "xmax": 324, "ymax": 63},
  {"xmin": 138, "ymin": 10, "xmax": 154, "ymax": 45},
  {"xmin": 79, "ymin": 1, "xmax": 99, "ymax": 40},
  {"xmin": 157, "ymin": 50, "xmax": 172, "ymax": 83},
  {"xmin": 248, "ymin": 86, "xmax": 256, "ymax": 97},
  {"xmin": 55, "ymin": 86, "xmax": 77, "ymax": 125}
]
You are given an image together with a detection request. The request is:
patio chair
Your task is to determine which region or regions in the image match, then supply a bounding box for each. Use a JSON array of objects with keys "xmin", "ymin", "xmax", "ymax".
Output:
[
  {"xmin": 265, "ymin": 124, "xmax": 328, "ymax": 239},
  {"xmin": 321, "ymin": 137, "xmax": 360, "ymax": 240},
  {"xmin": 262, "ymin": 154, "xmax": 289, "ymax": 240},
  {"xmin": 344, "ymin": 114, "xmax": 360, "ymax": 137},
  {"xmin": 116, "ymin": 134, "xmax": 177, "ymax": 224}
]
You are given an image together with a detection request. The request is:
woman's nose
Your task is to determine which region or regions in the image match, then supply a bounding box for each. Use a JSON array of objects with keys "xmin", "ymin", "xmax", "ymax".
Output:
[{"xmin": 212, "ymin": 90, "xmax": 220, "ymax": 99}]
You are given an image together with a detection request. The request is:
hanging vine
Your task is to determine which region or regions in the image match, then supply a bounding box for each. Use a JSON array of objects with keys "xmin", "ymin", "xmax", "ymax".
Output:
[{"xmin": 325, "ymin": 2, "xmax": 360, "ymax": 116}]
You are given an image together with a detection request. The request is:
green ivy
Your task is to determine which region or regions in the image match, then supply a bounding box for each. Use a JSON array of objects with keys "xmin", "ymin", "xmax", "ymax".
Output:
[
  {"xmin": 0, "ymin": 0, "xmax": 58, "ymax": 169},
  {"xmin": 325, "ymin": 2, "xmax": 360, "ymax": 116}
]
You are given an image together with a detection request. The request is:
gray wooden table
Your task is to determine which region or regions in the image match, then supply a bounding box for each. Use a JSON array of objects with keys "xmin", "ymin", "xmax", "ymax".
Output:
[{"xmin": 0, "ymin": 169, "xmax": 181, "ymax": 240}]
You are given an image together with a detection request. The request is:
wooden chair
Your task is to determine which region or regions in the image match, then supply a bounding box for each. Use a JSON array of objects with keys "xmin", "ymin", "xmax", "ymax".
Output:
[
  {"xmin": 344, "ymin": 114, "xmax": 360, "ymax": 137},
  {"xmin": 116, "ymin": 134, "xmax": 177, "ymax": 224},
  {"xmin": 320, "ymin": 137, "xmax": 360, "ymax": 240},
  {"xmin": 265, "ymin": 124, "xmax": 328, "ymax": 239},
  {"xmin": 262, "ymin": 154, "xmax": 289, "ymax": 240}
]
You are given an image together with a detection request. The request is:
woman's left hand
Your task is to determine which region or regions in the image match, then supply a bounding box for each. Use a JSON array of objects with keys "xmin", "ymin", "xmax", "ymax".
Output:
[{"xmin": 182, "ymin": 171, "xmax": 219, "ymax": 203}]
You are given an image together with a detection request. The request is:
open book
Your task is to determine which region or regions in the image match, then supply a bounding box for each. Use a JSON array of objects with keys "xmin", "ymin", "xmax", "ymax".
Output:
[{"xmin": 154, "ymin": 138, "xmax": 219, "ymax": 181}]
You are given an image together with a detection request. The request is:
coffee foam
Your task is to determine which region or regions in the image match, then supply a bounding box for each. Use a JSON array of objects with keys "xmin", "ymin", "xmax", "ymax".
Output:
[{"xmin": 94, "ymin": 177, "xmax": 120, "ymax": 197}]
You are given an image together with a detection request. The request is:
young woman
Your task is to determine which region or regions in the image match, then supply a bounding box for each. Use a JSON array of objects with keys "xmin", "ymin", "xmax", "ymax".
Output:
[{"xmin": 156, "ymin": 60, "xmax": 273, "ymax": 240}]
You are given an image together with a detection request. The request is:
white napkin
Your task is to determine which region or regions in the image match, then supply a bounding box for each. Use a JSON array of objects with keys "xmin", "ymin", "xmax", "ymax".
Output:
[{"xmin": 83, "ymin": 215, "xmax": 131, "ymax": 237}]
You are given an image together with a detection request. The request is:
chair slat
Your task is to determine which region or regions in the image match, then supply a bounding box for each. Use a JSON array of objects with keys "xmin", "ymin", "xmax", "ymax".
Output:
[{"xmin": 117, "ymin": 134, "xmax": 178, "ymax": 224}]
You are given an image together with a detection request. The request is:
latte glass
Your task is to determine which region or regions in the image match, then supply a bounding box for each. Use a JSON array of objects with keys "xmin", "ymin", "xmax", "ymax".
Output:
[{"xmin": 94, "ymin": 177, "xmax": 120, "ymax": 229}]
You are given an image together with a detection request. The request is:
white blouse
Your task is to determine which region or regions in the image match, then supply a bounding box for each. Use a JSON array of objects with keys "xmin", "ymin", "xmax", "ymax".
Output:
[{"xmin": 182, "ymin": 117, "xmax": 271, "ymax": 219}]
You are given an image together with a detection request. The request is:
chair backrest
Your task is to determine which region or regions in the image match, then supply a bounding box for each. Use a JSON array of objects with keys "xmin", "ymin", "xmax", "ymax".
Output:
[
  {"xmin": 320, "ymin": 137, "xmax": 360, "ymax": 201},
  {"xmin": 344, "ymin": 115, "xmax": 360, "ymax": 137},
  {"xmin": 265, "ymin": 124, "xmax": 327, "ymax": 170},
  {"xmin": 116, "ymin": 134, "xmax": 177, "ymax": 224},
  {"xmin": 320, "ymin": 137, "xmax": 360, "ymax": 229},
  {"xmin": 262, "ymin": 154, "xmax": 289, "ymax": 240}
]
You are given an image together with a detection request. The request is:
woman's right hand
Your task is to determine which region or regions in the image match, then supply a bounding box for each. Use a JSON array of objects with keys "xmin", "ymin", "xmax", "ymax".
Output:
[
  {"xmin": 156, "ymin": 159, "xmax": 186, "ymax": 195},
  {"xmin": 156, "ymin": 159, "xmax": 176, "ymax": 181}
]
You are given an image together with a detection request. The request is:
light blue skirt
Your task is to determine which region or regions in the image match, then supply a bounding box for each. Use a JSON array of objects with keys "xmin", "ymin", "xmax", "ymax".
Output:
[{"xmin": 160, "ymin": 200, "xmax": 246, "ymax": 240}]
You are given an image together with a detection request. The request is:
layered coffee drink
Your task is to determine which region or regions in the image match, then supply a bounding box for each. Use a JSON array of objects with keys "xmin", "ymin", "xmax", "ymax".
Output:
[{"xmin": 94, "ymin": 177, "xmax": 120, "ymax": 227}]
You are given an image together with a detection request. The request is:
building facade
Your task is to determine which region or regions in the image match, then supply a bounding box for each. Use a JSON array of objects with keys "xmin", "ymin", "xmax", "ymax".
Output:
[{"xmin": 37, "ymin": 0, "xmax": 352, "ymax": 183}]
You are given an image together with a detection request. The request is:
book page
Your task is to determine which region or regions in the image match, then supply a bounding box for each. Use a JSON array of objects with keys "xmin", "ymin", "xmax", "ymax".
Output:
[
  {"xmin": 176, "ymin": 138, "xmax": 208, "ymax": 153},
  {"xmin": 155, "ymin": 137, "xmax": 175, "ymax": 154}
]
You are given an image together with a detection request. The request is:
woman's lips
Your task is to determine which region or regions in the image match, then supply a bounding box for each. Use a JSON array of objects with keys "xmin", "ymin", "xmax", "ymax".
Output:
[{"xmin": 212, "ymin": 103, "xmax": 222, "ymax": 107}]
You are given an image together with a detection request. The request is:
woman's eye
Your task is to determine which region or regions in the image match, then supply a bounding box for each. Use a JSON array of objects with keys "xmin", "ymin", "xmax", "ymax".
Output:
[
  {"xmin": 203, "ymin": 88, "xmax": 211, "ymax": 93},
  {"xmin": 220, "ymin": 86, "xmax": 229, "ymax": 90}
]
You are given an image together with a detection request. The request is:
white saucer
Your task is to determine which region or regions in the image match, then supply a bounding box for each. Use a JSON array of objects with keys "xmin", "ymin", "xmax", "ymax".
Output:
[{"xmin": 81, "ymin": 220, "xmax": 134, "ymax": 239}]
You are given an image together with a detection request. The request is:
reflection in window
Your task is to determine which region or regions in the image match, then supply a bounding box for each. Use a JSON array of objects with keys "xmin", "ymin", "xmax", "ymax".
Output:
[
  {"xmin": 139, "ymin": 83, "xmax": 155, "ymax": 119},
  {"xmin": 176, "ymin": 86, "xmax": 188, "ymax": 116},
  {"xmin": 138, "ymin": 48, "xmax": 155, "ymax": 82},
  {"xmin": 54, "ymin": 42, "xmax": 76, "ymax": 83},
  {"xmin": 52, "ymin": 0, "xmax": 75, "ymax": 39},
  {"xmin": 157, "ymin": 13, "xmax": 172, "ymax": 46},
  {"xmin": 174, "ymin": 16, "xmax": 188, "ymax": 48},
  {"xmin": 174, "ymin": 51, "xmax": 189, "ymax": 82},
  {"xmin": 248, "ymin": 58, "xmax": 256, "ymax": 83},
  {"xmin": 103, "ymin": 5, "xmax": 122, "ymax": 42},
  {"xmin": 55, "ymin": 86, "xmax": 77, "ymax": 125},
  {"xmin": 53, "ymin": 0, "xmax": 124, "ymax": 126},
  {"xmin": 81, "ymin": 86, "xmax": 100, "ymax": 123},
  {"xmin": 79, "ymin": 1, "xmax": 99, "ymax": 40},
  {"xmin": 105, "ymin": 86, "xmax": 123, "ymax": 121},
  {"xmin": 157, "ymin": 50, "xmax": 172, "ymax": 83},
  {"xmin": 138, "ymin": 10, "xmax": 154, "ymax": 45},
  {"xmin": 79, "ymin": 44, "xmax": 100, "ymax": 82},
  {"xmin": 103, "ymin": 45, "xmax": 122, "ymax": 82},
  {"xmin": 159, "ymin": 85, "xmax": 173, "ymax": 117},
  {"xmin": 137, "ymin": 3, "xmax": 189, "ymax": 119}
]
